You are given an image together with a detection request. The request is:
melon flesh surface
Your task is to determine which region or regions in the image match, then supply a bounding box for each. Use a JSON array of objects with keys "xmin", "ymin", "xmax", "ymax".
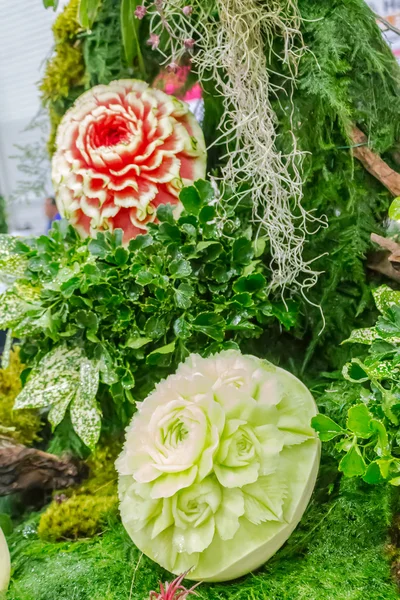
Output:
[{"xmin": 0, "ymin": 527, "xmax": 11, "ymax": 593}]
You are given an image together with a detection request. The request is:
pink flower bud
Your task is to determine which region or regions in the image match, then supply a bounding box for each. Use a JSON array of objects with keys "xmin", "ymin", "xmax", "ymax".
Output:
[
  {"xmin": 168, "ymin": 62, "xmax": 179, "ymax": 73},
  {"xmin": 147, "ymin": 33, "xmax": 160, "ymax": 50},
  {"xmin": 134, "ymin": 5, "xmax": 147, "ymax": 19},
  {"xmin": 184, "ymin": 38, "xmax": 195, "ymax": 49},
  {"xmin": 182, "ymin": 5, "xmax": 193, "ymax": 16}
]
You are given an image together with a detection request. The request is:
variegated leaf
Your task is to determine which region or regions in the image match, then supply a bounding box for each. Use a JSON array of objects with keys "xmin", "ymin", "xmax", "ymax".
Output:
[
  {"xmin": 343, "ymin": 357, "xmax": 399, "ymax": 382},
  {"xmin": 14, "ymin": 345, "xmax": 82, "ymax": 411},
  {"xmin": 0, "ymin": 282, "xmax": 41, "ymax": 330},
  {"xmin": 364, "ymin": 359, "xmax": 400, "ymax": 380},
  {"xmin": 70, "ymin": 359, "xmax": 101, "ymax": 449},
  {"xmin": 1, "ymin": 330, "xmax": 12, "ymax": 369},
  {"xmin": 373, "ymin": 285, "xmax": 400, "ymax": 315},
  {"xmin": 48, "ymin": 387, "xmax": 78, "ymax": 428},
  {"xmin": 342, "ymin": 327, "xmax": 380, "ymax": 345},
  {"xmin": 0, "ymin": 235, "xmax": 28, "ymax": 280}
]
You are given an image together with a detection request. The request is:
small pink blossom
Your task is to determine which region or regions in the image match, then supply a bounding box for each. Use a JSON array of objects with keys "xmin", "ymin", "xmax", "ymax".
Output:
[
  {"xmin": 184, "ymin": 38, "xmax": 195, "ymax": 49},
  {"xmin": 182, "ymin": 6, "xmax": 193, "ymax": 16},
  {"xmin": 149, "ymin": 572, "xmax": 200, "ymax": 600},
  {"xmin": 147, "ymin": 33, "xmax": 160, "ymax": 50},
  {"xmin": 134, "ymin": 5, "xmax": 147, "ymax": 19},
  {"xmin": 168, "ymin": 61, "xmax": 179, "ymax": 72}
]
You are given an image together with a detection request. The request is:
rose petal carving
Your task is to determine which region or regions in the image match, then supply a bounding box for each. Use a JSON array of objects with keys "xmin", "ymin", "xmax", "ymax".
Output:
[{"xmin": 52, "ymin": 80, "xmax": 206, "ymax": 243}]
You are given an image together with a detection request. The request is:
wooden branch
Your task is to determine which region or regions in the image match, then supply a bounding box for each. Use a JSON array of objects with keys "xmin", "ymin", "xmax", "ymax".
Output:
[
  {"xmin": 351, "ymin": 127, "xmax": 400, "ymax": 196},
  {"xmin": 0, "ymin": 436, "xmax": 86, "ymax": 496},
  {"xmin": 369, "ymin": 233, "xmax": 400, "ymax": 283}
]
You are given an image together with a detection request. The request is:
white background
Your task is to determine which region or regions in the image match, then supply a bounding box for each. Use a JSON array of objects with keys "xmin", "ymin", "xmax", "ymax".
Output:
[{"xmin": 0, "ymin": 0, "xmax": 68, "ymax": 235}]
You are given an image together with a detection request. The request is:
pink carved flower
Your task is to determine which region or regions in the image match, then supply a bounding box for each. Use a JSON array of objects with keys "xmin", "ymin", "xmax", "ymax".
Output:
[{"xmin": 52, "ymin": 80, "xmax": 206, "ymax": 243}]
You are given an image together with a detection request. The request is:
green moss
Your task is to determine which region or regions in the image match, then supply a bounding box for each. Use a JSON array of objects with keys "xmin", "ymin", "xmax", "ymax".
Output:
[
  {"xmin": 37, "ymin": 441, "xmax": 120, "ymax": 541},
  {"xmin": 41, "ymin": 0, "xmax": 85, "ymax": 155},
  {"xmin": 52, "ymin": 0, "xmax": 80, "ymax": 43},
  {"xmin": 41, "ymin": 44, "xmax": 84, "ymax": 105},
  {"xmin": 37, "ymin": 495, "xmax": 117, "ymax": 541},
  {"xmin": 0, "ymin": 349, "xmax": 41, "ymax": 445},
  {"xmin": 6, "ymin": 476, "xmax": 399, "ymax": 600}
]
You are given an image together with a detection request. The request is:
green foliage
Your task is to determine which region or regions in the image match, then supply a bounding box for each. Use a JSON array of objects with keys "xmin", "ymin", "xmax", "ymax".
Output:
[
  {"xmin": 78, "ymin": 0, "xmax": 102, "ymax": 29},
  {"xmin": 2, "ymin": 182, "xmax": 293, "ymax": 445},
  {"xmin": 5, "ymin": 476, "xmax": 398, "ymax": 599},
  {"xmin": 313, "ymin": 285, "xmax": 400, "ymax": 484},
  {"xmin": 80, "ymin": 0, "xmax": 133, "ymax": 87},
  {"xmin": 283, "ymin": 0, "xmax": 400, "ymax": 369},
  {"xmin": 0, "ymin": 349, "xmax": 41, "ymax": 445}
]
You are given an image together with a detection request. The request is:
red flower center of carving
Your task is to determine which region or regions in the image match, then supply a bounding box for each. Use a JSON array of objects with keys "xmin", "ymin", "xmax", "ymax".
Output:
[{"xmin": 90, "ymin": 115, "xmax": 131, "ymax": 148}]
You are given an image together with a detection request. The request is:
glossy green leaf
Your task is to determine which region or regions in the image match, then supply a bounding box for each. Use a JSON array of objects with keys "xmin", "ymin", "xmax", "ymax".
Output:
[
  {"xmin": 363, "ymin": 461, "xmax": 384, "ymax": 484},
  {"xmin": 180, "ymin": 186, "xmax": 202, "ymax": 215},
  {"xmin": 346, "ymin": 404, "xmax": 372, "ymax": 438},
  {"xmin": 146, "ymin": 341, "xmax": 176, "ymax": 366},
  {"xmin": 192, "ymin": 312, "xmax": 226, "ymax": 342},
  {"xmin": 157, "ymin": 204, "xmax": 175, "ymax": 225},
  {"xmin": 173, "ymin": 317, "xmax": 191, "ymax": 340},
  {"xmin": 174, "ymin": 283, "xmax": 194, "ymax": 309},
  {"xmin": 311, "ymin": 414, "xmax": 344, "ymax": 441},
  {"xmin": 194, "ymin": 179, "xmax": 214, "ymax": 204},
  {"xmin": 232, "ymin": 238, "xmax": 254, "ymax": 265},
  {"xmin": 370, "ymin": 419, "xmax": 390, "ymax": 457},
  {"xmin": 169, "ymin": 258, "xmax": 192, "ymax": 278},
  {"xmin": 114, "ymin": 247, "xmax": 129, "ymax": 265},
  {"xmin": 126, "ymin": 336, "xmax": 152, "ymax": 349},
  {"xmin": 339, "ymin": 445, "xmax": 367, "ymax": 477},
  {"xmin": 389, "ymin": 196, "xmax": 400, "ymax": 221},
  {"xmin": 233, "ymin": 273, "xmax": 266, "ymax": 293}
]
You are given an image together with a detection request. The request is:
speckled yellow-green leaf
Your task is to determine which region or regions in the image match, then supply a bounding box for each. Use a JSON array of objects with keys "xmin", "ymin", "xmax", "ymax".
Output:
[
  {"xmin": 0, "ymin": 282, "xmax": 40, "ymax": 331},
  {"xmin": 373, "ymin": 285, "xmax": 400, "ymax": 315},
  {"xmin": 70, "ymin": 358, "xmax": 101, "ymax": 450},
  {"xmin": 14, "ymin": 345, "xmax": 82, "ymax": 428},
  {"xmin": 0, "ymin": 235, "xmax": 27, "ymax": 280}
]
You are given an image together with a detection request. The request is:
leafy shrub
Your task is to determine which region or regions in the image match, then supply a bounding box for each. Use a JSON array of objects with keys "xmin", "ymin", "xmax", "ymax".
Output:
[
  {"xmin": 0, "ymin": 181, "xmax": 295, "ymax": 447},
  {"xmin": 313, "ymin": 285, "xmax": 400, "ymax": 485}
]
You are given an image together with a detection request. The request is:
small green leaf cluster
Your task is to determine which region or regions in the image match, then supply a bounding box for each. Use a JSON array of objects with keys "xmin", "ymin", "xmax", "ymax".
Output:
[
  {"xmin": 1, "ymin": 181, "xmax": 295, "ymax": 446},
  {"xmin": 313, "ymin": 285, "xmax": 400, "ymax": 485}
]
